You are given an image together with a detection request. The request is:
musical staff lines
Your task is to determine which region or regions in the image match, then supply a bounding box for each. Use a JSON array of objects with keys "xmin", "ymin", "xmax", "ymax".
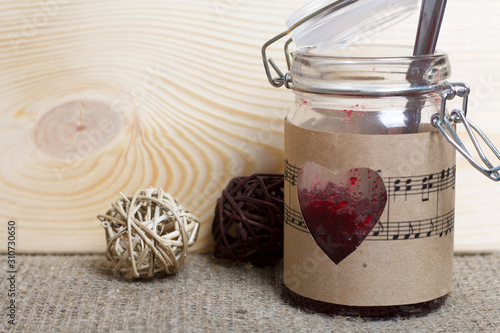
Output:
[
  {"xmin": 386, "ymin": 167, "xmax": 456, "ymax": 202},
  {"xmin": 285, "ymin": 203, "xmax": 307, "ymax": 232},
  {"xmin": 368, "ymin": 210, "xmax": 454, "ymax": 241},
  {"xmin": 284, "ymin": 159, "xmax": 456, "ymax": 242},
  {"xmin": 285, "ymin": 159, "xmax": 300, "ymax": 186},
  {"xmin": 285, "ymin": 159, "xmax": 456, "ymax": 203},
  {"xmin": 284, "ymin": 205, "xmax": 455, "ymax": 241}
]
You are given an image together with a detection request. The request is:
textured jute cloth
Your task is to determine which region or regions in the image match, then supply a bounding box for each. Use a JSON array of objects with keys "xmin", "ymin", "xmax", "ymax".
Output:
[{"xmin": 1, "ymin": 253, "xmax": 499, "ymax": 332}]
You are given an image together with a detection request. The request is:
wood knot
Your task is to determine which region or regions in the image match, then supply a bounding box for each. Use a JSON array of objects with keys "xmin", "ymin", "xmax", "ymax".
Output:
[{"xmin": 34, "ymin": 99, "xmax": 122, "ymax": 162}]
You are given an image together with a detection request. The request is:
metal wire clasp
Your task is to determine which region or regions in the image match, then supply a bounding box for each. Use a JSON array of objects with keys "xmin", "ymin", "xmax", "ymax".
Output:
[
  {"xmin": 261, "ymin": 0, "xmax": 359, "ymax": 88},
  {"xmin": 261, "ymin": 36, "xmax": 294, "ymax": 88},
  {"xmin": 432, "ymin": 83, "xmax": 500, "ymax": 181}
]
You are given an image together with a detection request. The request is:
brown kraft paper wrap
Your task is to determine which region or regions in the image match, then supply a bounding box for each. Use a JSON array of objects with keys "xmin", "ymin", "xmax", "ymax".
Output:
[{"xmin": 284, "ymin": 120, "xmax": 456, "ymax": 307}]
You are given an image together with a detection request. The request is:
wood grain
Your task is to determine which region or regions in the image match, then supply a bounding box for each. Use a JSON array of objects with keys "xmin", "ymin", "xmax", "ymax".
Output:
[{"xmin": 0, "ymin": 0, "xmax": 498, "ymax": 253}]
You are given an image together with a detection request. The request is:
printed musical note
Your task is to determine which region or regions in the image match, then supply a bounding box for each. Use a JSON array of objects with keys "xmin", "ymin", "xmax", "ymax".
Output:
[
  {"xmin": 421, "ymin": 174, "xmax": 434, "ymax": 202},
  {"xmin": 427, "ymin": 219, "xmax": 435, "ymax": 237},
  {"xmin": 372, "ymin": 222, "xmax": 384, "ymax": 237},
  {"xmin": 394, "ymin": 179, "xmax": 401, "ymax": 193},
  {"xmin": 392, "ymin": 178, "xmax": 415, "ymax": 201},
  {"xmin": 439, "ymin": 169, "xmax": 446, "ymax": 192},
  {"xmin": 438, "ymin": 167, "xmax": 455, "ymax": 192},
  {"xmin": 413, "ymin": 221, "xmax": 422, "ymax": 238},
  {"xmin": 392, "ymin": 226, "xmax": 401, "ymax": 240},
  {"xmin": 437, "ymin": 211, "xmax": 454, "ymax": 237},
  {"xmin": 284, "ymin": 159, "xmax": 300, "ymax": 186},
  {"xmin": 405, "ymin": 179, "xmax": 412, "ymax": 200},
  {"xmin": 404, "ymin": 222, "xmax": 415, "ymax": 239}
]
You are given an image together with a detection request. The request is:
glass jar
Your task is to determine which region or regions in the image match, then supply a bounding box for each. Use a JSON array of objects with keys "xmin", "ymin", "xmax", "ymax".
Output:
[
  {"xmin": 287, "ymin": 46, "xmax": 451, "ymax": 134},
  {"xmin": 282, "ymin": 45, "xmax": 456, "ymax": 318}
]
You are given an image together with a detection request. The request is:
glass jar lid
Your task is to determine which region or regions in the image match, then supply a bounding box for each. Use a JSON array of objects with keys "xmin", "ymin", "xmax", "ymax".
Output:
[{"xmin": 287, "ymin": 0, "xmax": 419, "ymax": 52}]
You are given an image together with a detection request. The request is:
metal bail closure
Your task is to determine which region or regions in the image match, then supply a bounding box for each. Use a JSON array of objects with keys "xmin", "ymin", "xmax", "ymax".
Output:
[
  {"xmin": 432, "ymin": 83, "xmax": 500, "ymax": 181},
  {"xmin": 261, "ymin": 0, "xmax": 418, "ymax": 88}
]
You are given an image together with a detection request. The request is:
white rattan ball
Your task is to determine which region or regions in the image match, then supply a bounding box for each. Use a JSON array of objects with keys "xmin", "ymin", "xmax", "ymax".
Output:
[{"xmin": 98, "ymin": 188, "xmax": 200, "ymax": 278}]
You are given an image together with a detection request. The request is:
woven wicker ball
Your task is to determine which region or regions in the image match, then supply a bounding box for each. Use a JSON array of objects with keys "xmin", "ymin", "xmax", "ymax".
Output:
[
  {"xmin": 98, "ymin": 188, "xmax": 200, "ymax": 278},
  {"xmin": 212, "ymin": 173, "xmax": 284, "ymax": 265}
]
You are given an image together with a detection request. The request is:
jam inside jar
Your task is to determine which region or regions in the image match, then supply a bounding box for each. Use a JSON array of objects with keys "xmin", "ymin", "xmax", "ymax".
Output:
[
  {"xmin": 282, "ymin": 46, "xmax": 455, "ymax": 318},
  {"xmin": 287, "ymin": 289, "xmax": 447, "ymax": 319}
]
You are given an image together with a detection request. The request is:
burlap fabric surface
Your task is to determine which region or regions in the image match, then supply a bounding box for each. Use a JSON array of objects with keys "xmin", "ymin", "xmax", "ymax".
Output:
[{"xmin": 1, "ymin": 253, "xmax": 499, "ymax": 332}]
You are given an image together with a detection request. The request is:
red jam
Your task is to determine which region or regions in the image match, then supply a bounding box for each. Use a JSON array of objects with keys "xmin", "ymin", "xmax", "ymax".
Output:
[
  {"xmin": 297, "ymin": 180, "xmax": 385, "ymax": 265},
  {"xmin": 287, "ymin": 289, "xmax": 447, "ymax": 319}
]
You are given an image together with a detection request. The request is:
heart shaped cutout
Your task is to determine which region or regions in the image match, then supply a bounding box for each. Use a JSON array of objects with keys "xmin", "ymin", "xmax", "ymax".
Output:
[{"xmin": 297, "ymin": 163, "xmax": 387, "ymax": 265}]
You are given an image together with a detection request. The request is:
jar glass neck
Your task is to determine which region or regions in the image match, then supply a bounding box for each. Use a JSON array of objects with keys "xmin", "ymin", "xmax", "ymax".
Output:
[{"xmin": 290, "ymin": 45, "xmax": 451, "ymax": 95}]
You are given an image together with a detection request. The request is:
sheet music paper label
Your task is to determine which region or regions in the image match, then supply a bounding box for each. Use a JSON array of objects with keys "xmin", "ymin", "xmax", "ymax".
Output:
[{"xmin": 284, "ymin": 120, "xmax": 455, "ymax": 306}]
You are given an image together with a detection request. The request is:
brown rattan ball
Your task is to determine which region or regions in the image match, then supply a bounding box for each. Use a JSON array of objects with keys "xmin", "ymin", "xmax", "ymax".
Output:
[
  {"xmin": 98, "ymin": 188, "xmax": 200, "ymax": 278},
  {"xmin": 212, "ymin": 173, "xmax": 284, "ymax": 265}
]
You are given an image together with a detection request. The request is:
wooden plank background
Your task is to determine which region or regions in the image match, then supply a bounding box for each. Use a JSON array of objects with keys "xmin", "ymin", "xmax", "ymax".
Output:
[{"xmin": 0, "ymin": 0, "xmax": 498, "ymax": 253}]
